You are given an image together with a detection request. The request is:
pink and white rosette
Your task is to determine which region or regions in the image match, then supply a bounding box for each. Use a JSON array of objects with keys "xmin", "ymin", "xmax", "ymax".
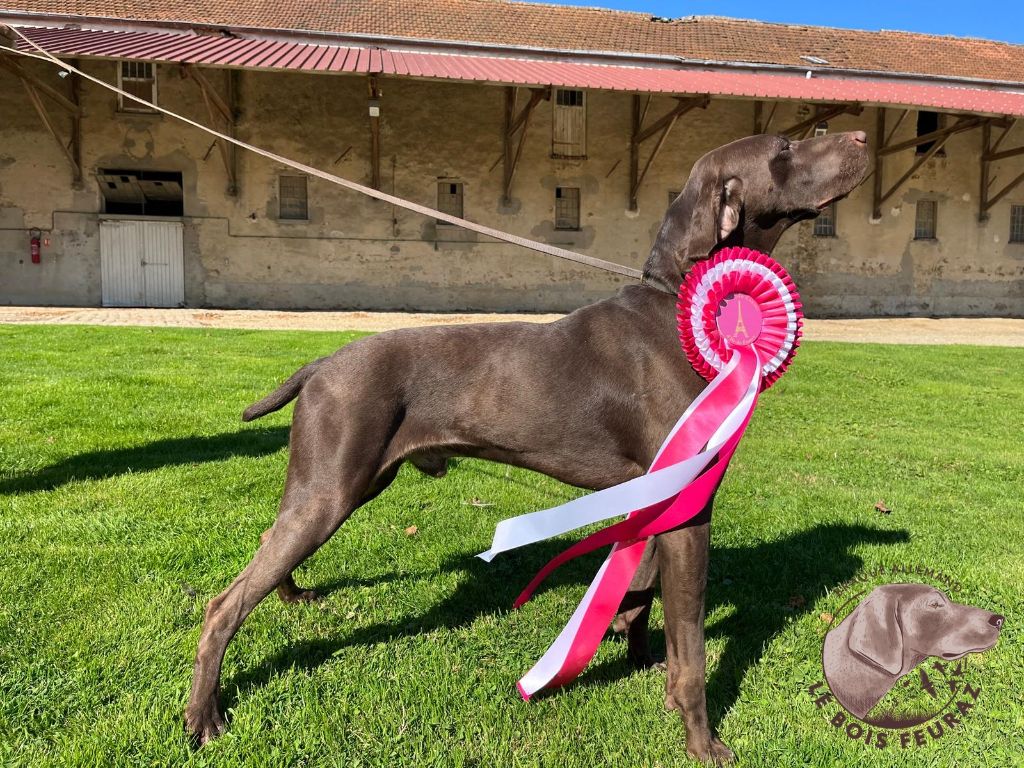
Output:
[{"xmin": 479, "ymin": 247, "xmax": 803, "ymax": 699}]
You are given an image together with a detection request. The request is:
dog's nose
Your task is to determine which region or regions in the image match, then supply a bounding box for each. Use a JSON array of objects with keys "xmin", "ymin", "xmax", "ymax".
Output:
[
  {"xmin": 989, "ymin": 613, "xmax": 1005, "ymax": 629},
  {"xmin": 849, "ymin": 130, "xmax": 867, "ymax": 145}
]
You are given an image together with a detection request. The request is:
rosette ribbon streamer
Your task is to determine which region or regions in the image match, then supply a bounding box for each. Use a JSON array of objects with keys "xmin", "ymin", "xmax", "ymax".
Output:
[{"xmin": 478, "ymin": 247, "xmax": 802, "ymax": 699}]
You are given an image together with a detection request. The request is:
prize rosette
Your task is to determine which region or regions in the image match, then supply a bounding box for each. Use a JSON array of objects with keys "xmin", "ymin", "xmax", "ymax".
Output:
[
  {"xmin": 678, "ymin": 246, "xmax": 803, "ymax": 389},
  {"xmin": 479, "ymin": 247, "xmax": 803, "ymax": 700}
]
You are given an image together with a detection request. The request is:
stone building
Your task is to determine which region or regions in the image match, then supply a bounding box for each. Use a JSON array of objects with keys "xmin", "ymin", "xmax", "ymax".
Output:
[{"xmin": 1, "ymin": 1, "xmax": 1023, "ymax": 316}]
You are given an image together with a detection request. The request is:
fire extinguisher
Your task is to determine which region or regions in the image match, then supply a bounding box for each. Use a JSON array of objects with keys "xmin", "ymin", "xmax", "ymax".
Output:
[{"xmin": 30, "ymin": 228, "xmax": 41, "ymax": 264}]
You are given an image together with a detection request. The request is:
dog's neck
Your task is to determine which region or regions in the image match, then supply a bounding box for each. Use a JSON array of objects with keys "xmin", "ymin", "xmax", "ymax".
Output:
[{"xmin": 641, "ymin": 217, "xmax": 791, "ymax": 295}]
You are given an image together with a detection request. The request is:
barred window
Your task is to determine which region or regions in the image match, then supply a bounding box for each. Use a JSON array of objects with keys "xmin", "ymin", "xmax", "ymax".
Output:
[
  {"xmin": 552, "ymin": 89, "xmax": 586, "ymax": 158},
  {"xmin": 555, "ymin": 187, "xmax": 580, "ymax": 230},
  {"xmin": 813, "ymin": 203, "xmax": 836, "ymax": 237},
  {"xmin": 278, "ymin": 175, "xmax": 308, "ymax": 220},
  {"xmin": 1010, "ymin": 205, "xmax": 1024, "ymax": 243},
  {"xmin": 914, "ymin": 199, "xmax": 937, "ymax": 239},
  {"xmin": 117, "ymin": 61, "xmax": 157, "ymax": 113},
  {"xmin": 436, "ymin": 182, "xmax": 463, "ymax": 223}
]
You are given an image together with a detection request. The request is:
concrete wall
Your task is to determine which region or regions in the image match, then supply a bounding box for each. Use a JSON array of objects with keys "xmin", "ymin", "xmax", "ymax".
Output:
[{"xmin": 1, "ymin": 58, "xmax": 1022, "ymax": 315}]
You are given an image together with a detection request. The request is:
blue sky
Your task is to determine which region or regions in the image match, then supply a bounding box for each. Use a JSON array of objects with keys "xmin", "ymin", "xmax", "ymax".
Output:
[{"xmin": 527, "ymin": 0, "xmax": 1024, "ymax": 45}]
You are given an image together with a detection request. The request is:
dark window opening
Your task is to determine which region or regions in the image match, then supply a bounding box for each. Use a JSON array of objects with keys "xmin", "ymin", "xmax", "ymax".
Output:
[
  {"xmin": 97, "ymin": 169, "xmax": 183, "ymax": 216},
  {"xmin": 916, "ymin": 111, "xmax": 945, "ymax": 156}
]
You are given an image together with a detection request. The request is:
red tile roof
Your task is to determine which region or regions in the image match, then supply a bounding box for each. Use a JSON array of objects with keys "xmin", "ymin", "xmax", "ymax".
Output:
[
  {"xmin": 14, "ymin": 25, "xmax": 1024, "ymax": 118},
  {"xmin": 2, "ymin": 0, "xmax": 1023, "ymax": 85}
]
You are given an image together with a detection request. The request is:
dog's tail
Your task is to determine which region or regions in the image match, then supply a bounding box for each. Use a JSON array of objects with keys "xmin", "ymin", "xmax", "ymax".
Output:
[{"xmin": 242, "ymin": 357, "xmax": 329, "ymax": 422}]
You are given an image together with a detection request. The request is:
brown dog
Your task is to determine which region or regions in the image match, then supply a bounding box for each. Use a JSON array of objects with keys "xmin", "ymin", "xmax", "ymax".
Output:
[
  {"xmin": 186, "ymin": 131, "xmax": 869, "ymax": 763},
  {"xmin": 823, "ymin": 583, "xmax": 1004, "ymax": 720}
]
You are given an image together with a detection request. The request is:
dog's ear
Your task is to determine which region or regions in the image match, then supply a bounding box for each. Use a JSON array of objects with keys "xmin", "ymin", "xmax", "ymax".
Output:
[
  {"xmin": 717, "ymin": 177, "xmax": 744, "ymax": 242},
  {"xmin": 643, "ymin": 172, "xmax": 745, "ymax": 293},
  {"xmin": 848, "ymin": 588, "xmax": 904, "ymax": 675}
]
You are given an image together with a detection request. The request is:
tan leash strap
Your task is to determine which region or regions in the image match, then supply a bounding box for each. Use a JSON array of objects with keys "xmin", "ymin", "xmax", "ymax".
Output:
[{"xmin": 4, "ymin": 25, "xmax": 643, "ymax": 281}]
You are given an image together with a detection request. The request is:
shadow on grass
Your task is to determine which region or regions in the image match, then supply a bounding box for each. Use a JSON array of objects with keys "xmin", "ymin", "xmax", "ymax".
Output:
[
  {"xmin": 225, "ymin": 522, "xmax": 908, "ymax": 726},
  {"xmin": 0, "ymin": 427, "xmax": 289, "ymax": 495}
]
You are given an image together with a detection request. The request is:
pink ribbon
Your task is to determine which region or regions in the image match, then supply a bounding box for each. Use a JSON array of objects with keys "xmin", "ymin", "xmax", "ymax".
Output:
[{"xmin": 481, "ymin": 345, "xmax": 764, "ymax": 699}]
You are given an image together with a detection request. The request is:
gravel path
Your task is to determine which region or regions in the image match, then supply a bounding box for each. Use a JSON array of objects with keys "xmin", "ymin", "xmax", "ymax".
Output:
[{"xmin": 1, "ymin": 306, "xmax": 1022, "ymax": 346}]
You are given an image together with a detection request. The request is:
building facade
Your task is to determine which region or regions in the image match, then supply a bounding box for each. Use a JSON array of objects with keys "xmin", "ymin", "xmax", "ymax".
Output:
[{"xmin": 1, "ymin": 5, "xmax": 1023, "ymax": 316}]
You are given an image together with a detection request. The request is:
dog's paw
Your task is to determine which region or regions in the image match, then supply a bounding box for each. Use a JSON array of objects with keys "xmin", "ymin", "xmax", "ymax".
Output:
[
  {"xmin": 687, "ymin": 737, "xmax": 735, "ymax": 766},
  {"xmin": 628, "ymin": 650, "xmax": 666, "ymax": 672},
  {"xmin": 279, "ymin": 587, "xmax": 320, "ymax": 604},
  {"xmin": 184, "ymin": 702, "xmax": 227, "ymax": 747}
]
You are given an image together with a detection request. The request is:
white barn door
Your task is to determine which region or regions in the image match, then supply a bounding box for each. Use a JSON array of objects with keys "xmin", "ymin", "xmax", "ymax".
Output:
[{"xmin": 100, "ymin": 220, "xmax": 184, "ymax": 307}]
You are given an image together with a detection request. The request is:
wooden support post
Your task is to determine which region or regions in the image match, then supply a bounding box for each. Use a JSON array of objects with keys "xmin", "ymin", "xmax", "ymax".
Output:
[
  {"xmin": 226, "ymin": 69, "xmax": 239, "ymax": 196},
  {"xmin": 988, "ymin": 119, "xmax": 1016, "ymax": 155},
  {"xmin": 501, "ymin": 87, "xmax": 548, "ymax": 203},
  {"xmin": 979, "ymin": 122, "xmax": 992, "ymax": 222},
  {"xmin": 983, "ymin": 168, "xmax": 1024, "ymax": 214},
  {"xmin": 185, "ymin": 66, "xmax": 232, "ymax": 123},
  {"xmin": 885, "ymin": 108, "xmax": 909, "ymax": 147},
  {"xmin": 70, "ymin": 57, "xmax": 82, "ymax": 187},
  {"xmin": 872, "ymin": 108, "xmax": 885, "ymax": 219},
  {"xmin": 629, "ymin": 94, "xmax": 640, "ymax": 211},
  {"xmin": 21, "ymin": 77, "xmax": 80, "ymax": 180},
  {"xmin": 628, "ymin": 95, "xmax": 709, "ymax": 208},
  {"xmin": 981, "ymin": 118, "xmax": 1024, "ymax": 215},
  {"xmin": 761, "ymin": 102, "xmax": 778, "ymax": 135},
  {"xmin": 369, "ymin": 76, "xmax": 381, "ymax": 191},
  {"xmin": 183, "ymin": 65, "xmax": 238, "ymax": 195},
  {"xmin": 502, "ymin": 87, "xmax": 515, "ymax": 204},
  {"xmin": 878, "ymin": 131, "xmax": 953, "ymax": 208},
  {"xmin": 0, "ymin": 54, "xmax": 82, "ymax": 115}
]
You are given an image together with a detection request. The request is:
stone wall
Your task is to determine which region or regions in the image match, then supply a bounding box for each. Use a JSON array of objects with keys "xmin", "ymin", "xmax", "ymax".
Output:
[{"xmin": 1, "ymin": 58, "xmax": 1022, "ymax": 315}]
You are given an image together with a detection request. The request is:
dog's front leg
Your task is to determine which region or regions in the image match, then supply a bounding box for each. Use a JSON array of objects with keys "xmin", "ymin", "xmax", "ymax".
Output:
[{"xmin": 657, "ymin": 514, "xmax": 734, "ymax": 765}]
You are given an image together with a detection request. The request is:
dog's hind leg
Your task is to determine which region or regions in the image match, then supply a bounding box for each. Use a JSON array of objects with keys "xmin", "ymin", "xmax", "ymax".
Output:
[
  {"xmin": 259, "ymin": 527, "xmax": 320, "ymax": 603},
  {"xmin": 186, "ymin": 381, "xmax": 396, "ymax": 745},
  {"xmin": 612, "ymin": 537, "xmax": 661, "ymax": 669},
  {"xmin": 185, "ymin": 488, "xmax": 363, "ymax": 744}
]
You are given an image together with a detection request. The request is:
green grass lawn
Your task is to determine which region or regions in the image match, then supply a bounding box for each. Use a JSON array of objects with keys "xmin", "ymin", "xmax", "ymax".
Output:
[{"xmin": 0, "ymin": 324, "xmax": 1021, "ymax": 767}]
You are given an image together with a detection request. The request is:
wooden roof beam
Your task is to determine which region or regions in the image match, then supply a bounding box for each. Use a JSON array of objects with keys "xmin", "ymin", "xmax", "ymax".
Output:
[
  {"xmin": 20, "ymin": 76, "xmax": 80, "ymax": 180},
  {"xmin": 182, "ymin": 64, "xmax": 238, "ymax": 195},
  {"xmin": 0, "ymin": 54, "xmax": 81, "ymax": 115},
  {"xmin": 629, "ymin": 95, "xmax": 709, "ymax": 210},
  {"xmin": 502, "ymin": 86, "xmax": 548, "ymax": 204},
  {"xmin": 780, "ymin": 103, "xmax": 862, "ymax": 139},
  {"xmin": 878, "ymin": 115, "xmax": 984, "ymax": 155}
]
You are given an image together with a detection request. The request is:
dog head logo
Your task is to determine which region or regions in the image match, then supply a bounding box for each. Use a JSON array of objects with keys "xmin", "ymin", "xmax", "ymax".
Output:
[{"xmin": 823, "ymin": 583, "xmax": 1003, "ymax": 723}]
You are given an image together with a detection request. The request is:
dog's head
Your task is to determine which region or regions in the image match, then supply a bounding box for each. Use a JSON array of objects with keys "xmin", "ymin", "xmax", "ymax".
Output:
[
  {"xmin": 845, "ymin": 583, "xmax": 1004, "ymax": 677},
  {"xmin": 643, "ymin": 131, "xmax": 869, "ymax": 292}
]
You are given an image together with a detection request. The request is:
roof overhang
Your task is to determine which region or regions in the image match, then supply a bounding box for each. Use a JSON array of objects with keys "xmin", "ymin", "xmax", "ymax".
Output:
[{"xmin": 8, "ymin": 22, "xmax": 1024, "ymax": 118}]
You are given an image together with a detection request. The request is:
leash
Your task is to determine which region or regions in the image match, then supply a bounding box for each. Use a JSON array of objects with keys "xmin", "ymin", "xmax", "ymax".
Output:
[{"xmin": 3, "ymin": 25, "xmax": 643, "ymax": 281}]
